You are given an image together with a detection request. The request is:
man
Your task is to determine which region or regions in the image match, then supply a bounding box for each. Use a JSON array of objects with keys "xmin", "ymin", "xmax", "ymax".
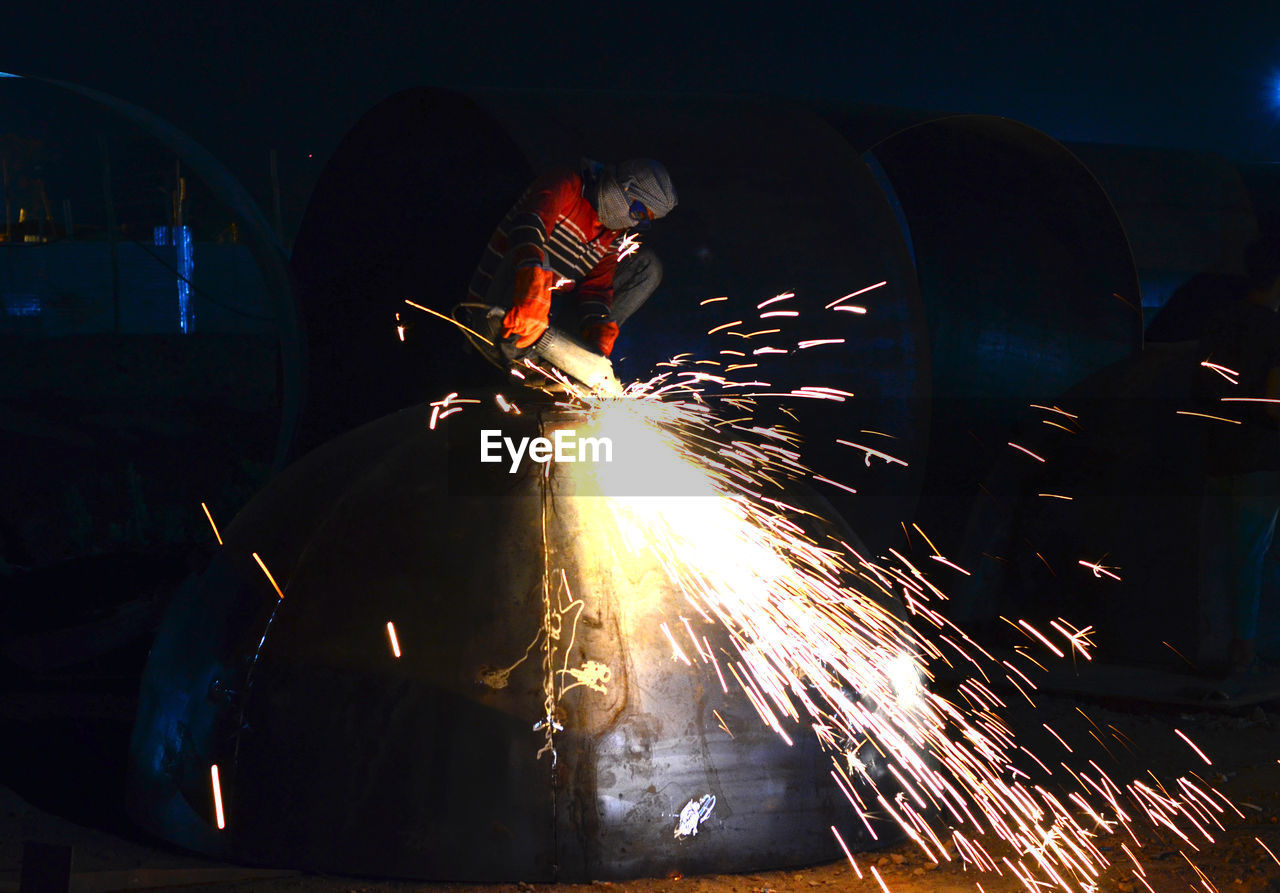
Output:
[
  {"xmin": 1198, "ymin": 233, "xmax": 1280, "ymax": 674},
  {"xmin": 467, "ymin": 158, "xmax": 677, "ymax": 363}
]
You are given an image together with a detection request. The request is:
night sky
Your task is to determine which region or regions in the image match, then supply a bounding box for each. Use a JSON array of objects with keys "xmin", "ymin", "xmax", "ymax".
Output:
[{"xmin": 6, "ymin": 0, "xmax": 1280, "ymax": 217}]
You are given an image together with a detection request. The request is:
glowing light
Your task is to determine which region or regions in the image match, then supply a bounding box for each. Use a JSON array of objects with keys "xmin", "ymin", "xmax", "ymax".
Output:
[
  {"xmin": 210, "ymin": 764, "xmax": 225, "ymax": 829},
  {"xmin": 201, "ymin": 502, "xmax": 223, "ymax": 545},
  {"xmin": 825, "ymin": 280, "xmax": 886, "ymax": 309},
  {"xmin": 1176, "ymin": 410, "xmax": 1241, "ymax": 424},
  {"xmin": 1258, "ymin": 836, "xmax": 1280, "ymax": 866},
  {"xmin": 1174, "ymin": 729, "xmax": 1213, "ymax": 765},
  {"xmin": 1201, "ymin": 360, "xmax": 1239, "ymax": 384},
  {"xmin": 176, "ymin": 225, "xmax": 193, "ymax": 333},
  {"xmin": 386, "ymin": 621, "xmax": 402, "ymax": 658},
  {"xmin": 1008, "ymin": 441, "xmax": 1046, "ymax": 462},
  {"xmin": 251, "ymin": 552, "xmax": 285, "ymax": 600},
  {"xmin": 757, "ymin": 292, "xmax": 795, "ymax": 308},
  {"xmin": 405, "ymin": 299, "xmax": 493, "ymax": 346},
  {"xmin": 409, "ymin": 279, "xmax": 1240, "ymax": 891},
  {"xmin": 707, "ymin": 320, "xmax": 742, "ymax": 335},
  {"xmin": 831, "ymin": 825, "xmax": 862, "ymax": 877},
  {"xmin": 837, "ymin": 439, "xmax": 908, "ymax": 467},
  {"xmin": 1078, "ymin": 559, "xmax": 1122, "ymax": 582},
  {"xmin": 617, "ymin": 233, "xmax": 641, "ymax": 260}
]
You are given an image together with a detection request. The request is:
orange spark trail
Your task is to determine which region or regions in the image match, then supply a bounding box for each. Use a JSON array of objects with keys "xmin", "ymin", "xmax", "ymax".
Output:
[
  {"xmin": 1174, "ymin": 729, "xmax": 1213, "ymax": 766},
  {"xmin": 201, "ymin": 502, "xmax": 223, "ymax": 545},
  {"xmin": 252, "ymin": 552, "xmax": 285, "ymax": 600},
  {"xmin": 825, "ymin": 280, "xmax": 886, "ymax": 309}
]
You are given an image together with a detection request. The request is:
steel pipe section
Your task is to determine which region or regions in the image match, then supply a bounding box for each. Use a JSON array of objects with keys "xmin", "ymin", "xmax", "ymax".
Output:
[
  {"xmin": 1066, "ymin": 143, "xmax": 1258, "ymax": 333},
  {"xmin": 0, "ymin": 73, "xmax": 301, "ymax": 473},
  {"xmin": 815, "ymin": 110, "xmax": 1143, "ymax": 548},
  {"xmin": 126, "ymin": 401, "xmax": 902, "ymax": 880},
  {"xmin": 287, "ymin": 88, "xmax": 929, "ymax": 551}
]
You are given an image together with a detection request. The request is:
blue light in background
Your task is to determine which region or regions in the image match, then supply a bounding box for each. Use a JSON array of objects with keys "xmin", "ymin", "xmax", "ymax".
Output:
[
  {"xmin": 176, "ymin": 225, "xmax": 193, "ymax": 333},
  {"xmin": 3, "ymin": 294, "xmax": 41, "ymax": 317},
  {"xmin": 0, "ymin": 72, "xmax": 20, "ymax": 79},
  {"xmin": 156, "ymin": 226, "xmax": 194, "ymax": 331}
]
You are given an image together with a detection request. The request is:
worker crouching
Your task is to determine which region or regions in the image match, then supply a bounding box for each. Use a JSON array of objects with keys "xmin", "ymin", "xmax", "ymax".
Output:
[{"xmin": 467, "ymin": 158, "xmax": 677, "ymax": 364}]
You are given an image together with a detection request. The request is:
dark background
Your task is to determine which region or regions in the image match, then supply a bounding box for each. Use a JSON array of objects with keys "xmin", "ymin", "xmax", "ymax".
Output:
[{"xmin": 5, "ymin": 0, "xmax": 1280, "ymax": 238}]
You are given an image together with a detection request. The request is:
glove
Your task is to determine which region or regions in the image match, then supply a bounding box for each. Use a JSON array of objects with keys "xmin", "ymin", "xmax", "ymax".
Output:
[
  {"xmin": 498, "ymin": 332, "xmax": 535, "ymax": 367},
  {"xmin": 582, "ymin": 320, "xmax": 619, "ymax": 357},
  {"xmin": 501, "ymin": 266, "xmax": 555, "ymax": 348}
]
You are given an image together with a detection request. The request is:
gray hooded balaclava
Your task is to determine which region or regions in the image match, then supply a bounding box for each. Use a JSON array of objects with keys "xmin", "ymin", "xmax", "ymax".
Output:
[{"xmin": 587, "ymin": 158, "xmax": 678, "ymax": 231}]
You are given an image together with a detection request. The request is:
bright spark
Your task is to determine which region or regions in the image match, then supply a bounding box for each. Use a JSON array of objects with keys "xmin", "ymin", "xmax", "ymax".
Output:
[
  {"xmin": 1200, "ymin": 360, "xmax": 1239, "ymax": 384},
  {"xmin": 825, "ymin": 280, "xmax": 886, "ymax": 309},
  {"xmin": 201, "ymin": 502, "xmax": 223, "ymax": 545},
  {"xmin": 1174, "ymin": 729, "xmax": 1213, "ymax": 766},
  {"xmin": 1008, "ymin": 442, "xmax": 1047, "ymax": 462},
  {"xmin": 386, "ymin": 621, "xmax": 402, "ymax": 658},
  {"xmin": 1029, "ymin": 404, "xmax": 1080, "ymax": 420},
  {"xmin": 428, "ymin": 281, "xmax": 1243, "ymax": 893},
  {"xmin": 837, "ymin": 439, "xmax": 908, "ymax": 467},
  {"xmin": 211, "ymin": 764, "xmax": 226, "ymax": 829},
  {"xmin": 1078, "ymin": 559, "xmax": 1122, "ymax": 582},
  {"xmin": 252, "ymin": 552, "xmax": 285, "ymax": 600},
  {"xmin": 757, "ymin": 292, "xmax": 796, "ymax": 309},
  {"xmin": 617, "ymin": 233, "xmax": 642, "ymax": 260},
  {"xmin": 1176, "ymin": 411, "xmax": 1241, "ymax": 424}
]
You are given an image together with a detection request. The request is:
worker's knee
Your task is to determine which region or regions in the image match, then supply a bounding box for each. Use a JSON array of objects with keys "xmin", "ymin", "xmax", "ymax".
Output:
[
  {"xmin": 612, "ymin": 248, "xmax": 662, "ymax": 326},
  {"xmin": 618, "ymin": 247, "xmax": 663, "ymax": 295}
]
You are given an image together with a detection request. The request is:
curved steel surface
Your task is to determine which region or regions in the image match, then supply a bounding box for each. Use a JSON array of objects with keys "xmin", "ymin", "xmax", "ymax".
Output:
[
  {"xmin": 819, "ymin": 113, "xmax": 1143, "ymax": 550},
  {"xmin": 127, "ymin": 401, "xmax": 902, "ymax": 880},
  {"xmin": 287, "ymin": 88, "xmax": 928, "ymax": 551},
  {"xmin": 0, "ymin": 72, "xmax": 302, "ymax": 474}
]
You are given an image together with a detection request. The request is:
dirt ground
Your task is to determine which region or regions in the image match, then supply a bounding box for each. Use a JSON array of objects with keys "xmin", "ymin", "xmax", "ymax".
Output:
[{"xmin": 4, "ymin": 687, "xmax": 1280, "ymax": 893}]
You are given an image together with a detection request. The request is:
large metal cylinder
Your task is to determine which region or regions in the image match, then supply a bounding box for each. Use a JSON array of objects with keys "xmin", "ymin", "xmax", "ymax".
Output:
[
  {"xmin": 813, "ymin": 109, "xmax": 1143, "ymax": 550},
  {"xmin": 126, "ymin": 400, "xmax": 902, "ymax": 880},
  {"xmin": 1066, "ymin": 142, "xmax": 1259, "ymax": 324}
]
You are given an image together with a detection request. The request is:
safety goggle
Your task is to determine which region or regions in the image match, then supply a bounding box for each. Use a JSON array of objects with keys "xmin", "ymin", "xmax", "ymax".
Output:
[{"xmin": 628, "ymin": 198, "xmax": 655, "ymax": 230}]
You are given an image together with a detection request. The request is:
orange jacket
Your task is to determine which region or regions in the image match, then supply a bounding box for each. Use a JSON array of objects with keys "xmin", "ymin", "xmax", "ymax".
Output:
[{"xmin": 469, "ymin": 167, "xmax": 622, "ymax": 348}]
